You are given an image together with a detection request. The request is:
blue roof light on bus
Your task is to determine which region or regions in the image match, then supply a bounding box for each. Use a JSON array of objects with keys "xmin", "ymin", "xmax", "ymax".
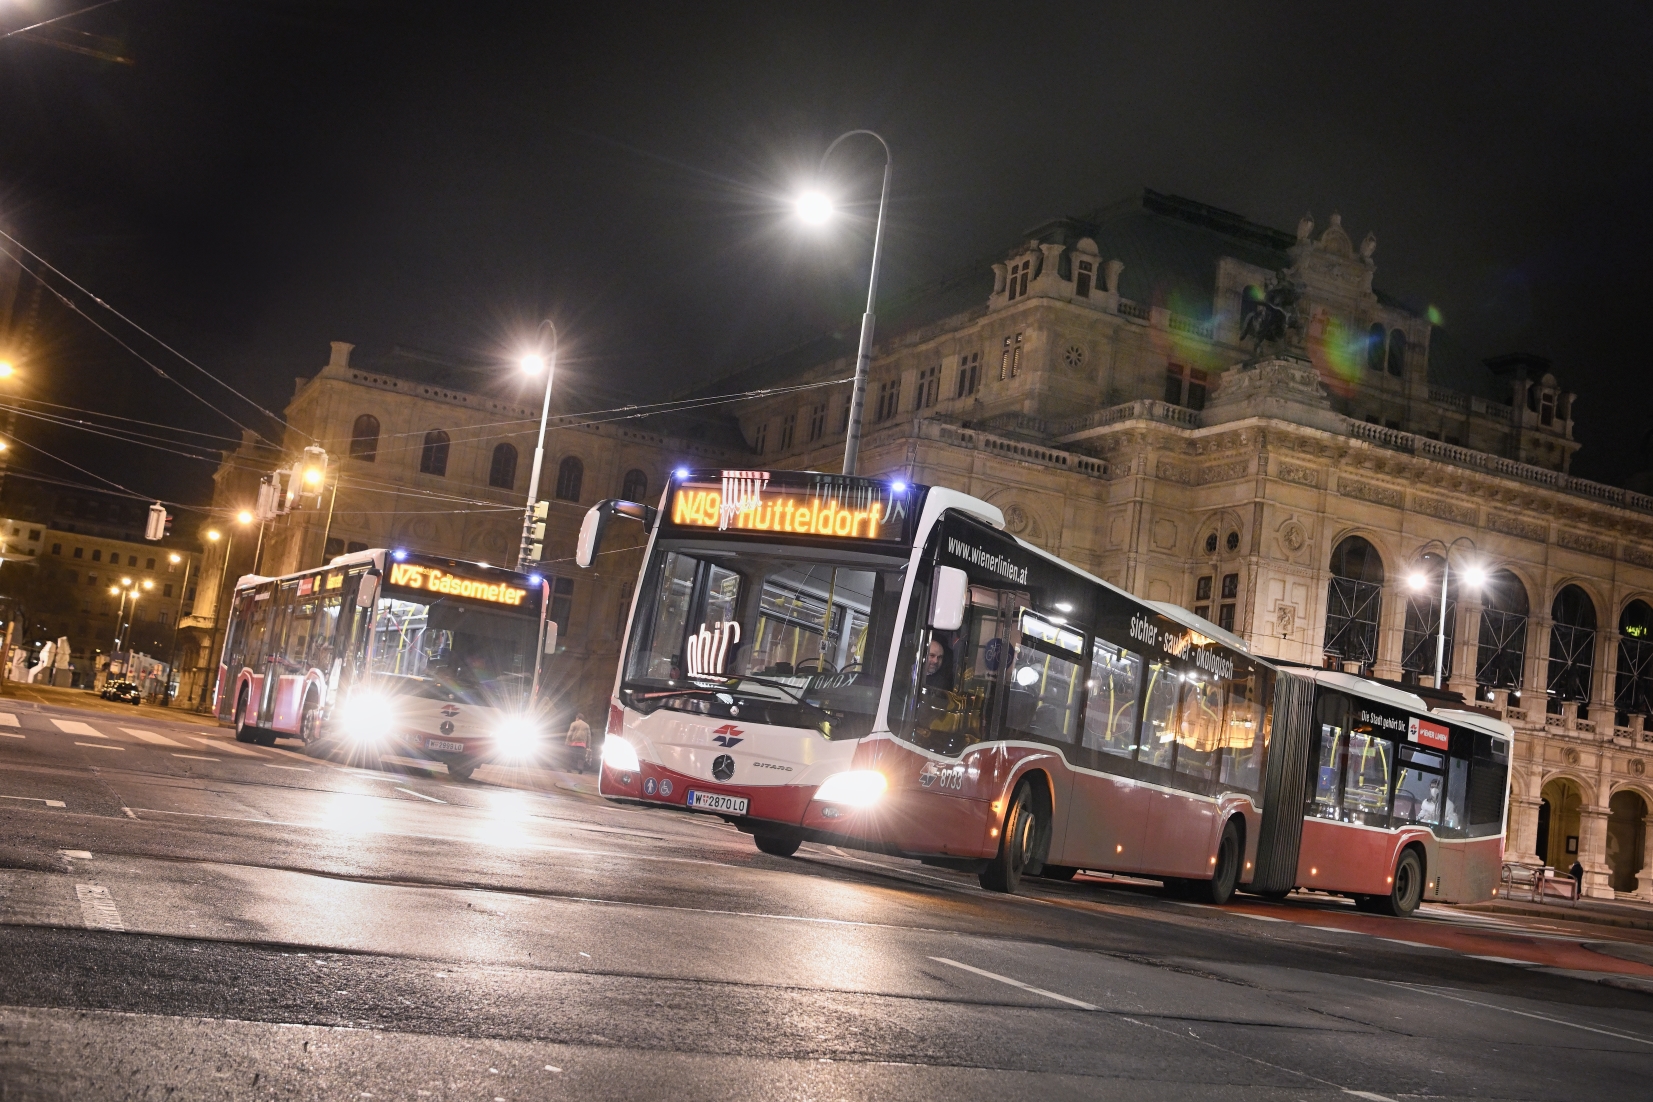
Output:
[
  {"xmin": 674, "ymin": 467, "xmax": 689, "ymax": 480},
  {"xmin": 891, "ymin": 481, "xmax": 907, "ymax": 493},
  {"xmin": 392, "ymin": 549, "xmax": 408, "ymax": 561},
  {"xmin": 528, "ymin": 574, "xmax": 543, "ymax": 586}
]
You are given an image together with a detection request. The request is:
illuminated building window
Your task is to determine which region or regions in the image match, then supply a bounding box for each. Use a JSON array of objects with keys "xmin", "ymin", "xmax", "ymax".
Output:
[
  {"xmin": 1616, "ymin": 600, "xmax": 1653, "ymax": 721},
  {"xmin": 1011, "ymin": 332, "xmax": 1023, "ymax": 377},
  {"xmin": 419, "ymin": 430, "xmax": 450, "ymax": 476}
]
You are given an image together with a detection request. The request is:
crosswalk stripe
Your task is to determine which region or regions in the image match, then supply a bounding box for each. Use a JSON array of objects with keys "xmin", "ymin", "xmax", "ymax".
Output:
[
  {"xmin": 0, "ymin": 713, "xmax": 18, "ymax": 726},
  {"xmin": 51, "ymin": 719, "xmax": 104, "ymax": 737},
  {"xmin": 192, "ymin": 736, "xmax": 262, "ymax": 757},
  {"xmin": 119, "ymin": 727, "xmax": 185, "ymax": 747}
]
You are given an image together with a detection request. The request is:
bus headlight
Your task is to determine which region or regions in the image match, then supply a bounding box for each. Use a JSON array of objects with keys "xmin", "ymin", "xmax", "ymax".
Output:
[
  {"xmin": 492, "ymin": 717, "xmax": 538, "ymax": 760},
  {"xmin": 813, "ymin": 770, "xmax": 887, "ymax": 808},
  {"xmin": 602, "ymin": 736, "xmax": 640, "ymax": 772},
  {"xmin": 337, "ymin": 692, "xmax": 393, "ymax": 742}
]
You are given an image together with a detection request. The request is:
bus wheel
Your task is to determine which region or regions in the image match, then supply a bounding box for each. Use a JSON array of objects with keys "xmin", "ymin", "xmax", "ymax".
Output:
[
  {"xmin": 233, "ymin": 687, "xmax": 256, "ymax": 743},
  {"xmin": 1368, "ymin": 849, "xmax": 1424, "ymax": 918},
  {"xmin": 447, "ymin": 761, "xmax": 475, "ymax": 781},
  {"xmin": 1200, "ymin": 819, "xmax": 1242, "ymax": 905},
  {"xmin": 979, "ymin": 781, "xmax": 1039, "ymax": 894},
  {"xmin": 753, "ymin": 831, "xmax": 801, "ymax": 858},
  {"xmin": 300, "ymin": 696, "xmax": 328, "ymax": 757}
]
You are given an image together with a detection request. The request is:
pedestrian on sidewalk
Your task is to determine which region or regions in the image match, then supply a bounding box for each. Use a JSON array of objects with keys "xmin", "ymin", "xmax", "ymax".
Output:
[
  {"xmin": 566, "ymin": 712, "xmax": 592, "ymax": 774},
  {"xmin": 1569, "ymin": 859, "xmax": 1584, "ymax": 892}
]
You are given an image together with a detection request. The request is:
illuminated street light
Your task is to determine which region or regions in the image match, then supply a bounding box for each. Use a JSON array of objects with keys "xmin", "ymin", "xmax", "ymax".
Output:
[
  {"xmin": 236, "ymin": 510, "xmax": 253, "ymax": 525},
  {"xmin": 795, "ymin": 191, "xmax": 833, "ymax": 224},
  {"xmin": 1410, "ymin": 536, "xmax": 1480, "ymax": 690},
  {"xmin": 205, "ymin": 530, "xmax": 220, "ymax": 542},
  {"xmin": 170, "ymin": 553, "xmax": 182, "ymax": 563},
  {"xmin": 517, "ymin": 319, "xmax": 559, "ymax": 567},
  {"xmin": 1407, "ymin": 572, "xmax": 1427, "ymax": 591},
  {"xmin": 303, "ymin": 467, "xmax": 323, "ymax": 486},
  {"xmin": 796, "ymin": 130, "xmax": 891, "ymax": 476},
  {"xmin": 0, "ymin": 361, "xmax": 13, "ymax": 378}
]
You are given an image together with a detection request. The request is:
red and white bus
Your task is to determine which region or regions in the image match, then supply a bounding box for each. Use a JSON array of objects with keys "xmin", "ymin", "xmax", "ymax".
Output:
[
  {"xmin": 580, "ymin": 470, "xmax": 1511, "ymax": 913},
  {"xmin": 215, "ymin": 549, "xmax": 553, "ymax": 779}
]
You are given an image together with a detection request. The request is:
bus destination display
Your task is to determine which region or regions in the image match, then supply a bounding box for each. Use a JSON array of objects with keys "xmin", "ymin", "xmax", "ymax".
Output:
[
  {"xmin": 386, "ymin": 562, "xmax": 529, "ymax": 607},
  {"xmin": 666, "ymin": 470, "xmax": 908, "ymax": 542}
]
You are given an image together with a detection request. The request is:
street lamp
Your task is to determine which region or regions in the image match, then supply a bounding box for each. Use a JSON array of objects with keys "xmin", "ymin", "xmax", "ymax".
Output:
[
  {"xmin": 796, "ymin": 129, "xmax": 892, "ymax": 477},
  {"xmin": 1407, "ymin": 536, "xmax": 1481, "ymax": 690},
  {"xmin": 196, "ymin": 513, "xmax": 252, "ymax": 710},
  {"xmin": 518, "ymin": 319, "xmax": 559, "ymax": 568}
]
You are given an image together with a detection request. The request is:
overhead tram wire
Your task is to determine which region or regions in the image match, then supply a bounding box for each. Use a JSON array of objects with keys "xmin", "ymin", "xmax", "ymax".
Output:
[
  {"xmin": 0, "ymin": 0, "xmax": 126, "ymax": 40},
  {"xmin": 0, "ymin": 235, "xmax": 307, "ymax": 445},
  {"xmin": 0, "ymin": 396, "xmax": 249, "ymax": 445}
]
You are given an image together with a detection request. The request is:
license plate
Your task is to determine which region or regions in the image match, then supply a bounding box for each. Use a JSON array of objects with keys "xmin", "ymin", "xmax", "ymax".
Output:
[
  {"xmin": 426, "ymin": 738, "xmax": 464, "ymax": 753},
  {"xmin": 685, "ymin": 790, "xmax": 748, "ymax": 815}
]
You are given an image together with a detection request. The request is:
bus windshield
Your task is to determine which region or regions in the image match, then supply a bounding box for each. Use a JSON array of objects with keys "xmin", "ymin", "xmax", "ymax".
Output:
[
  {"xmin": 370, "ymin": 594, "xmax": 539, "ymax": 706},
  {"xmin": 622, "ymin": 542, "xmax": 908, "ymax": 739}
]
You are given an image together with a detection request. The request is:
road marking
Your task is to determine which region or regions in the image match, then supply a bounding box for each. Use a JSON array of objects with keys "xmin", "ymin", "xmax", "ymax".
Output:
[
  {"xmin": 265, "ymin": 763, "xmax": 310, "ymax": 772},
  {"xmin": 929, "ymin": 956, "xmax": 1099, "ymax": 1010},
  {"xmin": 1234, "ymin": 912, "xmax": 1287, "ymax": 922},
  {"xmin": 0, "ymin": 732, "xmax": 22, "ymax": 738},
  {"xmin": 75, "ymin": 883, "xmax": 126, "ymax": 931},
  {"xmin": 59, "ymin": 850, "xmax": 92, "ymax": 859},
  {"xmin": 120, "ymin": 807, "xmax": 137, "ymax": 819},
  {"xmin": 0, "ymin": 712, "xmax": 18, "ymax": 726},
  {"xmin": 1383, "ymin": 981, "xmax": 1653, "ymax": 1046},
  {"xmin": 1376, "ymin": 937, "xmax": 1442, "ymax": 949},
  {"xmin": 194, "ymin": 736, "xmax": 262, "ymax": 756},
  {"xmin": 50, "ymin": 719, "xmax": 104, "ymax": 737},
  {"xmin": 120, "ymin": 727, "xmax": 184, "ymax": 747},
  {"xmin": 1343, "ymin": 1092, "xmax": 1397, "ymax": 1101},
  {"xmin": 172, "ymin": 754, "xmax": 219, "ymax": 762},
  {"xmin": 75, "ymin": 742, "xmax": 124, "ymax": 751},
  {"xmin": 1466, "ymin": 955, "xmax": 1535, "ymax": 966},
  {"xmin": 395, "ymin": 787, "xmax": 445, "ymax": 803},
  {"xmin": 0, "ymin": 794, "xmax": 66, "ymax": 807}
]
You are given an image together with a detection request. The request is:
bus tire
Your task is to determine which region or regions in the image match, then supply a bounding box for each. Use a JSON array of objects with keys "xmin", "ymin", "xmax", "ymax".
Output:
[
  {"xmin": 979, "ymin": 780, "xmax": 1039, "ymax": 894},
  {"xmin": 300, "ymin": 694, "xmax": 329, "ymax": 757},
  {"xmin": 753, "ymin": 831, "xmax": 801, "ymax": 858},
  {"xmin": 1199, "ymin": 818, "xmax": 1242, "ymax": 905},
  {"xmin": 447, "ymin": 761, "xmax": 475, "ymax": 781},
  {"xmin": 233, "ymin": 687, "xmax": 256, "ymax": 743},
  {"xmin": 1368, "ymin": 849, "xmax": 1424, "ymax": 918}
]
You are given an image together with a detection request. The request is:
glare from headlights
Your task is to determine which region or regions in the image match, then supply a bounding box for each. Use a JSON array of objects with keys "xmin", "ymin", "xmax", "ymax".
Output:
[
  {"xmin": 337, "ymin": 691, "xmax": 394, "ymax": 742},
  {"xmin": 813, "ymin": 770, "xmax": 887, "ymax": 807},
  {"xmin": 602, "ymin": 736, "xmax": 641, "ymax": 772},
  {"xmin": 492, "ymin": 716, "xmax": 538, "ymax": 760}
]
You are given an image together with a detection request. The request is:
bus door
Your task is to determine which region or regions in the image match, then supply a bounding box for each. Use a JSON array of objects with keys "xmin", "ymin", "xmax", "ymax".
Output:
[
  {"xmin": 271, "ymin": 593, "xmax": 318, "ymax": 732},
  {"xmin": 1140, "ymin": 660, "xmax": 1225, "ymax": 877},
  {"xmin": 257, "ymin": 583, "xmax": 297, "ymax": 725},
  {"xmin": 1065, "ymin": 635, "xmax": 1152, "ymax": 873}
]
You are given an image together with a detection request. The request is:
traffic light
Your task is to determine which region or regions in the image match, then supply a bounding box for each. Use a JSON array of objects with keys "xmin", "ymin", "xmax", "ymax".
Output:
[
  {"xmin": 525, "ymin": 500, "xmax": 549, "ymax": 562},
  {"xmin": 144, "ymin": 502, "xmax": 168, "ymax": 541}
]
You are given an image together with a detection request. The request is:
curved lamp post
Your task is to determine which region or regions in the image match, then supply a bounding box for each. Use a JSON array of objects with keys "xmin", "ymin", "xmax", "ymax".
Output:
[
  {"xmin": 796, "ymin": 130, "xmax": 891, "ymax": 477},
  {"xmin": 1408, "ymin": 536, "xmax": 1483, "ymax": 690}
]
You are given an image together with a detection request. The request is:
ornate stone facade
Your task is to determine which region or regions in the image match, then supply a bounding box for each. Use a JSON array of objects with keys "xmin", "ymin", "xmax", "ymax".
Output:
[{"xmin": 724, "ymin": 190, "xmax": 1653, "ymax": 901}]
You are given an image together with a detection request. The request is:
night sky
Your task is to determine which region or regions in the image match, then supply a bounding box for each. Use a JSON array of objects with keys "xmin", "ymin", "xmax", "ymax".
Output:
[{"xmin": 2, "ymin": 1, "xmax": 1651, "ymax": 512}]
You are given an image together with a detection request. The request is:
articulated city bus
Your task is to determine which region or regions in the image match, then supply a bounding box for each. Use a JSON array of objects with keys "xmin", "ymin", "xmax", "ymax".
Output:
[
  {"xmin": 215, "ymin": 549, "xmax": 553, "ymax": 779},
  {"xmin": 579, "ymin": 470, "xmax": 1511, "ymax": 913}
]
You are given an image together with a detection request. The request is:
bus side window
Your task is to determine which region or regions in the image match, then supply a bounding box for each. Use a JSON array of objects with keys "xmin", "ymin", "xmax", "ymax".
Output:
[
  {"xmin": 286, "ymin": 601, "xmax": 316, "ymax": 670},
  {"xmin": 1138, "ymin": 659, "xmax": 1180, "ymax": 770},
  {"xmin": 1442, "ymin": 752, "xmax": 1469, "ymax": 837},
  {"xmin": 1340, "ymin": 728, "xmax": 1393, "ymax": 822},
  {"xmin": 1311, "ymin": 693, "xmax": 1350, "ymax": 815},
  {"xmin": 1005, "ymin": 633, "xmax": 1082, "ymax": 745},
  {"xmin": 1082, "ymin": 639, "xmax": 1142, "ymax": 758},
  {"xmin": 1218, "ymin": 671, "xmax": 1262, "ymax": 791},
  {"xmin": 1173, "ymin": 676, "xmax": 1226, "ymax": 781},
  {"xmin": 1466, "ymin": 734, "xmax": 1509, "ymax": 838},
  {"xmin": 1393, "ymin": 745, "xmax": 1445, "ymax": 827}
]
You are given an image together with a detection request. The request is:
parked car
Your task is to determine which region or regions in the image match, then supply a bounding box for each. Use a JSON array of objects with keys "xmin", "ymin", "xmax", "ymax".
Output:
[{"xmin": 101, "ymin": 680, "xmax": 142, "ymax": 705}]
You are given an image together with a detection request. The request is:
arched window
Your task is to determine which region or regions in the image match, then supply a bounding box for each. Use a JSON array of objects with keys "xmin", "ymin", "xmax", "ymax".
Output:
[
  {"xmin": 1366, "ymin": 323, "xmax": 1386, "ymax": 374},
  {"xmin": 621, "ymin": 468, "xmax": 648, "ymax": 502},
  {"xmin": 1324, "ymin": 536, "xmax": 1384, "ymax": 670},
  {"xmin": 488, "ymin": 443, "xmax": 517, "ymax": 490},
  {"xmin": 419, "ymin": 430, "xmax": 450, "ymax": 477},
  {"xmin": 555, "ymin": 456, "xmax": 583, "ymax": 502},
  {"xmin": 1475, "ymin": 569, "xmax": 1529, "ymax": 692},
  {"xmin": 1402, "ymin": 553, "xmax": 1456, "ymax": 683},
  {"xmin": 1386, "ymin": 329, "xmax": 1406, "ymax": 376},
  {"xmin": 1615, "ymin": 599, "xmax": 1653, "ymax": 721},
  {"xmin": 1547, "ymin": 584, "xmax": 1597, "ymax": 714},
  {"xmin": 349, "ymin": 414, "xmax": 380, "ymax": 462}
]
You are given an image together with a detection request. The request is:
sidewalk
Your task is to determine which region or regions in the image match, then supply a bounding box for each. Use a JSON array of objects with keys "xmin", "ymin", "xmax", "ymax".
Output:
[
  {"xmin": 1460, "ymin": 894, "xmax": 1653, "ymax": 932},
  {"xmin": 0, "ymin": 681, "xmax": 226, "ymax": 729}
]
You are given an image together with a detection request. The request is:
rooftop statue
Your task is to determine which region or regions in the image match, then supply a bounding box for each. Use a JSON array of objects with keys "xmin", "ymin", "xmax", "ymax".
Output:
[{"xmin": 1239, "ymin": 269, "xmax": 1305, "ymax": 357}]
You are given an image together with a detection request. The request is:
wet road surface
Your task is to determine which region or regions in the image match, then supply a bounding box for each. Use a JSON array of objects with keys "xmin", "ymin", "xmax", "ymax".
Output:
[{"xmin": 0, "ymin": 694, "xmax": 1649, "ymax": 1100}]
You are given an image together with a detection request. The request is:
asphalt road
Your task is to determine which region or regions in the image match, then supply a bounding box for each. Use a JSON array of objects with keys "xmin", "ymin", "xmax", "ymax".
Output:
[{"xmin": 0, "ymin": 694, "xmax": 1650, "ymax": 1100}]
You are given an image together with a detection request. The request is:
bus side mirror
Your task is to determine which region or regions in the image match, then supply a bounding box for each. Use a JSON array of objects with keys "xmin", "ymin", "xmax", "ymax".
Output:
[
  {"xmin": 575, "ymin": 506, "xmax": 606, "ymax": 569},
  {"xmin": 356, "ymin": 575, "xmax": 379, "ymax": 609},
  {"xmin": 930, "ymin": 566, "xmax": 968, "ymax": 631},
  {"xmin": 543, "ymin": 621, "xmax": 559, "ymax": 654}
]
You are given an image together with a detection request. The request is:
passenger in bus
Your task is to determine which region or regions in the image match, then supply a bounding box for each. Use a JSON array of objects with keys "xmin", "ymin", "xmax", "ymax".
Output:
[{"xmin": 1418, "ymin": 778, "xmax": 1442, "ymax": 824}]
